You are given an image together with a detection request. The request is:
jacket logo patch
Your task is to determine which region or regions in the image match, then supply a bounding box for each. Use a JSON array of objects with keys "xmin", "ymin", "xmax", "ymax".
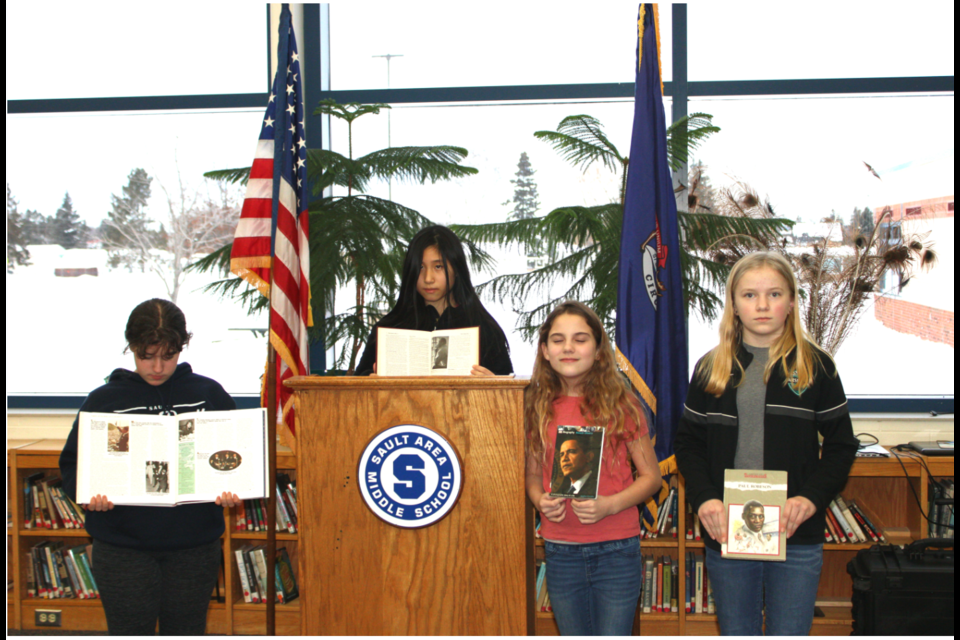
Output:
[{"xmin": 787, "ymin": 370, "xmax": 804, "ymax": 397}]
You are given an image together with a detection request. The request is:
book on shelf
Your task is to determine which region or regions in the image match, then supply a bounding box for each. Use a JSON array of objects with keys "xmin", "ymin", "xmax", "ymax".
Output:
[
  {"xmin": 235, "ymin": 547, "xmax": 254, "ymax": 603},
  {"xmin": 376, "ymin": 326, "xmax": 480, "ymax": 376},
  {"xmin": 275, "ymin": 547, "xmax": 299, "ymax": 603},
  {"xmin": 847, "ymin": 500, "xmax": 878, "ymax": 542},
  {"xmin": 705, "ymin": 567, "xmax": 715, "ymax": 614},
  {"xmin": 549, "ymin": 425, "xmax": 605, "ymax": 499},
  {"xmin": 670, "ymin": 557, "xmax": 679, "ymax": 613},
  {"xmin": 239, "ymin": 545, "xmax": 262, "ymax": 603},
  {"xmin": 827, "ymin": 498, "xmax": 856, "ymax": 542},
  {"xmin": 721, "ymin": 469, "xmax": 787, "ymax": 561},
  {"xmin": 694, "ymin": 553, "xmax": 703, "ymax": 614},
  {"xmin": 641, "ymin": 555, "xmax": 654, "ymax": 613},
  {"xmin": 76, "ymin": 408, "xmax": 268, "ymax": 506},
  {"xmin": 69, "ymin": 545, "xmax": 98, "ymax": 598},
  {"xmin": 835, "ymin": 495, "xmax": 868, "ymax": 542},
  {"xmin": 928, "ymin": 478, "xmax": 955, "ymax": 539},
  {"xmin": 535, "ymin": 561, "xmax": 547, "ymax": 603},
  {"xmin": 536, "ymin": 565, "xmax": 549, "ymax": 612}
]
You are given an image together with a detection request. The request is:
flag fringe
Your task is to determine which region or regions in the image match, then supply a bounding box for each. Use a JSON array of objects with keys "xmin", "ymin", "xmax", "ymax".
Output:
[
  {"xmin": 616, "ymin": 346, "xmax": 658, "ymax": 414},
  {"xmin": 230, "ymin": 261, "xmax": 272, "ymax": 299},
  {"xmin": 270, "ymin": 330, "xmax": 301, "ymax": 378}
]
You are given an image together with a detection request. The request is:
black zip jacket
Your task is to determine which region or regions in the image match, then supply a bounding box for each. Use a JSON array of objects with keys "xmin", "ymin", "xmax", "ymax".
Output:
[
  {"xmin": 674, "ymin": 343, "xmax": 858, "ymax": 550},
  {"xmin": 59, "ymin": 363, "xmax": 235, "ymax": 551}
]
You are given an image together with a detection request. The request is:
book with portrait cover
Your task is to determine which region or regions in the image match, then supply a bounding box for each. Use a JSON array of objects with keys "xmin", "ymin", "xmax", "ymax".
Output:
[
  {"xmin": 549, "ymin": 426, "xmax": 605, "ymax": 499},
  {"xmin": 721, "ymin": 469, "xmax": 787, "ymax": 561}
]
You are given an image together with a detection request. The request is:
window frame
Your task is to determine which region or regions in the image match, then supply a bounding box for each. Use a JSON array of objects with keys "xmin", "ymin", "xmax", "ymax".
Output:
[{"xmin": 6, "ymin": 5, "xmax": 954, "ymax": 415}]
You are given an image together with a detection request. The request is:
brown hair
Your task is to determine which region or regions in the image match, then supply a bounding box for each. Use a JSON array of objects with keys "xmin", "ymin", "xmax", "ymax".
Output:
[{"xmin": 124, "ymin": 298, "xmax": 192, "ymax": 359}]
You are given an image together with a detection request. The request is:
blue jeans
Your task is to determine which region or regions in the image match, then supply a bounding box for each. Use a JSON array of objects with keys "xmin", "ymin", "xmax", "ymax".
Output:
[
  {"xmin": 544, "ymin": 537, "xmax": 641, "ymax": 636},
  {"xmin": 705, "ymin": 544, "xmax": 823, "ymax": 636}
]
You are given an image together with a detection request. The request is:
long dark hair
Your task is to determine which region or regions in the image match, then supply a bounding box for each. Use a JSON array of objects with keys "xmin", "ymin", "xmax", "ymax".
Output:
[
  {"xmin": 124, "ymin": 298, "xmax": 192, "ymax": 358},
  {"xmin": 378, "ymin": 225, "xmax": 508, "ymax": 359}
]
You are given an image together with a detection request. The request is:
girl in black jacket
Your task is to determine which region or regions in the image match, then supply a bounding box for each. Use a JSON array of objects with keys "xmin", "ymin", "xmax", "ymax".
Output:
[
  {"xmin": 60, "ymin": 299, "xmax": 239, "ymax": 635},
  {"xmin": 355, "ymin": 225, "xmax": 512, "ymax": 376},
  {"xmin": 675, "ymin": 252, "xmax": 857, "ymax": 635}
]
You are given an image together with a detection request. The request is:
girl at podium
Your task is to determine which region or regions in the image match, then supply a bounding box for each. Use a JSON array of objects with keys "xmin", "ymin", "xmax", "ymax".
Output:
[
  {"xmin": 59, "ymin": 298, "xmax": 240, "ymax": 635},
  {"xmin": 524, "ymin": 301, "xmax": 661, "ymax": 635},
  {"xmin": 355, "ymin": 225, "xmax": 512, "ymax": 376},
  {"xmin": 675, "ymin": 252, "xmax": 857, "ymax": 635}
]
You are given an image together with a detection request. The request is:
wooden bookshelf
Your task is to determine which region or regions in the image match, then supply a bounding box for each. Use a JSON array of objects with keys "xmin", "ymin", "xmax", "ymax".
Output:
[
  {"xmin": 530, "ymin": 454, "xmax": 954, "ymax": 636},
  {"xmin": 9, "ymin": 442, "xmax": 952, "ymax": 635},
  {"xmin": 7, "ymin": 440, "xmax": 298, "ymax": 634}
]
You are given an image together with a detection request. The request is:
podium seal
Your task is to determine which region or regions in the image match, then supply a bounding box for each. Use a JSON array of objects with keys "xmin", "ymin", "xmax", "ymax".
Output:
[{"xmin": 358, "ymin": 424, "xmax": 463, "ymax": 528}]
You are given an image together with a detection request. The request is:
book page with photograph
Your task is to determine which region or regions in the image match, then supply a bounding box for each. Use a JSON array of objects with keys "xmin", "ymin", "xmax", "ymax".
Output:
[
  {"xmin": 376, "ymin": 326, "xmax": 479, "ymax": 376},
  {"xmin": 721, "ymin": 469, "xmax": 787, "ymax": 561},
  {"xmin": 549, "ymin": 426, "xmax": 605, "ymax": 499},
  {"xmin": 77, "ymin": 408, "xmax": 268, "ymax": 506}
]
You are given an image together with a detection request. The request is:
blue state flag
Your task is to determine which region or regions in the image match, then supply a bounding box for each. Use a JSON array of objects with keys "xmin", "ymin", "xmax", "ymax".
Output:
[{"xmin": 615, "ymin": 4, "xmax": 689, "ymax": 526}]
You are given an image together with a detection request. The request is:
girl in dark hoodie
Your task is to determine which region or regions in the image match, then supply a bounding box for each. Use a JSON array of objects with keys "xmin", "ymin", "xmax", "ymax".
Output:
[{"xmin": 60, "ymin": 298, "xmax": 238, "ymax": 635}]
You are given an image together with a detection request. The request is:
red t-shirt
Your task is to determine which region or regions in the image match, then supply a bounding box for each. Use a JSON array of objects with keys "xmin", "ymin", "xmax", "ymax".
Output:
[{"xmin": 538, "ymin": 396, "xmax": 647, "ymax": 543}]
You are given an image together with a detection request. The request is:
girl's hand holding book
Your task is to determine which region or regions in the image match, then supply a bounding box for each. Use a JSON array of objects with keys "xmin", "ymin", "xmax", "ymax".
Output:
[
  {"xmin": 538, "ymin": 493, "xmax": 567, "ymax": 523},
  {"xmin": 698, "ymin": 498, "xmax": 727, "ymax": 543},
  {"xmin": 470, "ymin": 364, "xmax": 495, "ymax": 377},
  {"xmin": 781, "ymin": 496, "xmax": 816, "ymax": 538},
  {"xmin": 85, "ymin": 495, "xmax": 114, "ymax": 511},
  {"xmin": 570, "ymin": 496, "xmax": 614, "ymax": 525},
  {"xmin": 215, "ymin": 492, "xmax": 241, "ymax": 508}
]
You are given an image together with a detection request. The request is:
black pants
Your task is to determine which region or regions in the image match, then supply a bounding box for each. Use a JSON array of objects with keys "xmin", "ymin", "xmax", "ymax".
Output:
[{"xmin": 91, "ymin": 538, "xmax": 221, "ymax": 635}]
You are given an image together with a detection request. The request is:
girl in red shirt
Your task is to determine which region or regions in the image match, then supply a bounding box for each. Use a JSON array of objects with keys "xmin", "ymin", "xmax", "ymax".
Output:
[{"xmin": 525, "ymin": 301, "xmax": 660, "ymax": 635}]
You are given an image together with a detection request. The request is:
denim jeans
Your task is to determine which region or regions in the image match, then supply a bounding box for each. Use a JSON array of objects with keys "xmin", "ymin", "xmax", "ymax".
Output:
[
  {"xmin": 705, "ymin": 544, "xmax": 823, "ymax": 636},
  {"xmin": 544, "ymin": 536, "xmax": 641, "ymax": 636}
]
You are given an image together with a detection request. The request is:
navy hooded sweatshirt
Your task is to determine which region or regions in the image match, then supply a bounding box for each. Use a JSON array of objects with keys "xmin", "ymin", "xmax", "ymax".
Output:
[{"xmin": 59, "ymin": 363, "xmax": 234, "ymax": 551}]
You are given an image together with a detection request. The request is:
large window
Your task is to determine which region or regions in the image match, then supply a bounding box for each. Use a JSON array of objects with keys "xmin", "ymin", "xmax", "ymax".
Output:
[
  {"xmin": 6, "ymin": 4, "xmax": 267, "ymax": 99},
  {"xmin": 7, "ymin": 4, "xmax": 953, "ymax": 408}
]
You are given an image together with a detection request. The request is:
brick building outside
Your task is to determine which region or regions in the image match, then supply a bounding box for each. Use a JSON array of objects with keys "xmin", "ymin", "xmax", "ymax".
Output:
[{"xmin": 873, "ymin": 195, "xmax": 954, "ymax": 347}]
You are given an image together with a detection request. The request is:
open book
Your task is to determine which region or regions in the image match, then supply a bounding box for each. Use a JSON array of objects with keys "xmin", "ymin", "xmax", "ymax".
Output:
[
  {"xmin": 76, "ymin": 408, "xmax": 268, "ymax": 507},
  {"xmin": 549, "ymin": 426, "xmax": 605, "ymax": 499},
  {"xmin": 721, "ymin": 469, "xmax": 787, "ymax": 561},
  {"xmin": 376, "ymin": 326, "xmax": 479, "ymax": 376}
]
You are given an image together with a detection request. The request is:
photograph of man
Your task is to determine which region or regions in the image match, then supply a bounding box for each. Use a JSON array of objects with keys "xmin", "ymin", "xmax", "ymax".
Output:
[
  {"xmin": 551, "ymin": 434, "xmax": 600, "ymax": 498},
  {"xmin": 730, "ymin": 500, "xmax": 778, "ymax": 554},
  {"xmin": 432, "ymin": 336, "xmax": 449, "ymax": 370}
]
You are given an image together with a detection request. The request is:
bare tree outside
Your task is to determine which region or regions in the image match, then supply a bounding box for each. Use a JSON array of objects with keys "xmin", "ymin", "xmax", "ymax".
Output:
[
  {"xmin": 689, "ymin": 175, "xmax": 938, "ymax": 355},
  {"xmin": 102, "ymin": 167, "xmax": 240, "ymax": 303}
]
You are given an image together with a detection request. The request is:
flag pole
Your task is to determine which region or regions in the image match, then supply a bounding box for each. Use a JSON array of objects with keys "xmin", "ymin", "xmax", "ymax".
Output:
[{"xmin": 266, "ymin": 341, "xmax": 277, "ymax": 635}]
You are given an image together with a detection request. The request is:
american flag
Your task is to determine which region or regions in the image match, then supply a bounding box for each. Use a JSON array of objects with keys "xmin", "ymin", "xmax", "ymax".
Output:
[{"xmin": 231, "ymin": 7, "xmax": 311, "ymax": 440}]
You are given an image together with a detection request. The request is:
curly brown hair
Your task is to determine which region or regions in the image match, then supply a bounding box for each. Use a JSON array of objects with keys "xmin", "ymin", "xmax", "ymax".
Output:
[{"xmin": 524, "ymin": 301, "xmax": 645, "ymax": 464}]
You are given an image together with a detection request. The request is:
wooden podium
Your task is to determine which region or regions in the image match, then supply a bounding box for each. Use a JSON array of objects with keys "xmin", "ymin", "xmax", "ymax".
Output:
[{"xmin": 286, "ymin": 376, "xmax": 534, "ymax": 635}]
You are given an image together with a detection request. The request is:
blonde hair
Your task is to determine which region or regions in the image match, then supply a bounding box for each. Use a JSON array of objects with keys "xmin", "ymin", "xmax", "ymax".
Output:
[
  {"xmin": 697, "ymin": 251, "xmax": 827, "ymax": 396},
  {"xmin": 524, "ymin": 301, "xmax": 645, "ymax": 464}
]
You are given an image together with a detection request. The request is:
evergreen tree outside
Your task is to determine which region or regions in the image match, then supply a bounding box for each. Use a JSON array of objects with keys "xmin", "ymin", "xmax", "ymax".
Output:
[
  {"xmin": 102, "ymin": 168, "xmax": 157, "ymax": 270},
  {"xmin": 195, "ymin": 100, "xmax": 484, "ymax": 374},
  {"xmin": 49, "ymin": 192, "xmax": 88, "ymax": 249},
  {"xmin": 850, "ymin": 206, "xmax": 875, "ymax": 238},
  {"xmin": 7, "ymin": 184, "xmax": 30, "ymax": 270},
  {"xmin": 506, "ymin": 152, "xmax": 541, "ymax": 221},
  {"xmin": 20, "ymin": 209, "xmax": 53, "ymax": 246},
  {"xmin": 451, "ymin": 113, "xmax": 791, "ymax": 339}
]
